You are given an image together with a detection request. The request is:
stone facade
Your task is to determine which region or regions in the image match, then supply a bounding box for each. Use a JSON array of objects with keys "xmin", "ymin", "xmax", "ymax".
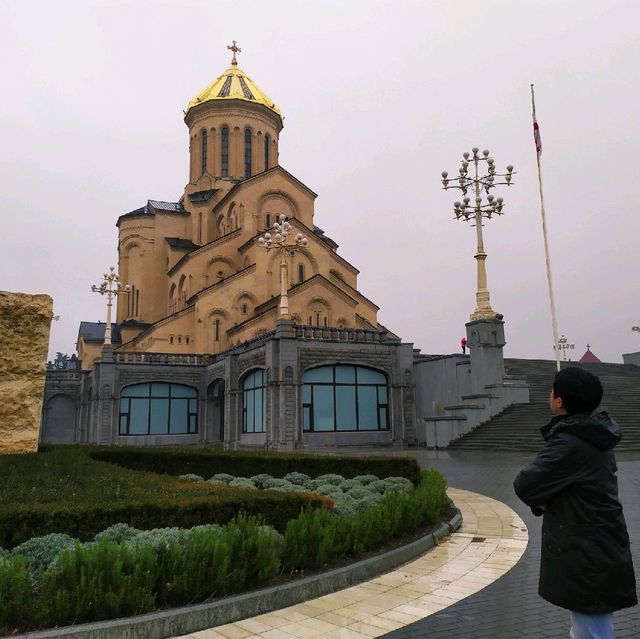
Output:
[
  {"xmin": 0, "ymin": 291, "xmax": 53, "ymax": 454},
  {"xmin": 44, "ymin": 323, "xmax": 416, "ymax": 449}
]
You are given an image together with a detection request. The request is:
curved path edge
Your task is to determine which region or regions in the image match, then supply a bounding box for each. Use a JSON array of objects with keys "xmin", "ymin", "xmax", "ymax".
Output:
[{"xmin": 11, "ymin": 512, "xmax": 463, "ymax": 639}]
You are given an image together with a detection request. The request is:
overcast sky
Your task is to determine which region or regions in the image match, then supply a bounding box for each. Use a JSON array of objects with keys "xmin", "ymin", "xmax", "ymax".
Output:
[{"xmin": 2, "ymin": 0, "xmax": 639, "ymax": 363}]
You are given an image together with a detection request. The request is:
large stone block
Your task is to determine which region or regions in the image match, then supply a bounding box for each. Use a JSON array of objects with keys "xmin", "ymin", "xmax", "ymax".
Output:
[{"xmin": 0, "ymin": 291, "xmax": 53, "ymax": 454}]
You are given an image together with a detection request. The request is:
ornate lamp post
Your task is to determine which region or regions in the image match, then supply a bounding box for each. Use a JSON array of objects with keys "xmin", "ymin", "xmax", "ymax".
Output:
[
  {"xmin": 91, "ymin": 267, "xmax": 130, "ymax": 347},
  {"xmin": 553, "ymin": 334, "xmax": 575, "ymax": 361},
  {"xmin": 257, "ymin": 215, "xmax": 308, "ymax": 319},
  {"xmin": 441, "ymin": 148, "xmax": 515, "ymax": 321}
]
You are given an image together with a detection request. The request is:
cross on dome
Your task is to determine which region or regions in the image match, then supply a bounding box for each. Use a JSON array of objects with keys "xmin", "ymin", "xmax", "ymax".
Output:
[{"xmin": 227, "ymin": 40, "xmax": 241, "ymax": 65}]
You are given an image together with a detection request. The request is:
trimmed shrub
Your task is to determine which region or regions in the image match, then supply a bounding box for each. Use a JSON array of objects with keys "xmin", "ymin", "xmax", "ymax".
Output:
[
  {"xmin": 11, "ymin": 533, "xmax": 77, "ymax": 580},
  {"xmin": 315, "ymin": 484, "xmax": 343, "ymax": 498},
  {"xmin": 249, "ymin": 473, "xmax": 273, "ymax": 488},
  {"xmin": 0, "ymin": 489, "xmax": 328, "ymax": 548},
  {"xmin": 208, "ymin": 473, "xmax": 234, "ymax": 484},
  {"xmin": 316, "ymin": 473, "xmax": 344, "ymax": 486},
  {"xmin": 89, "ymin": 447, "xmax": 421, "ymax": 486},
  {"xmin": 283, "ymin": 472, "xmax": 310, "ymax": 486},
  {"xmin": 228, "ymin": 478, "xmax": 257, "ymax": 490},
  {"xmin": 339, "ymin": 478, "xmax": 360, "ymax": 491},
  {"xmin": 95, "ymin": 523, "xmax": 140, "ymax": 544},
  {"xmin": 353, "ymin": 474, "xmax": 379, "ymax": 486},
  {"xmin": 178, "ymin": 473, "xmax": 204, "ymax": 482},
  {"xmin": 368, "ymin": 479, "xmax": 387, "ymax": 494},
  {"xmin": 347, "ymin": 486, "xmax": 374, "ymax": 500},
  {"xmin": 263, "ymin": 478, "xmax": 295, "ymax": 490},
  {"xmin": 283, "ymin": 469, "xmax": 448, "ymax": 570}
]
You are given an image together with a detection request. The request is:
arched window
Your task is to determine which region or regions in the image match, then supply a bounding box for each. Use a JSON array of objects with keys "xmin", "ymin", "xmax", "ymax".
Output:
[
  {"xmin": 244, "ymin": 128, "xmax": 252, "ymax": 178},
  {"xmin": 265, "ymin": 213, "xmax": 271, "ymax": 228},
  {"xmin": 119, "ymin": 383, "xmax": 198, "ymax": 435},
  {"xmin": 214, "ymin": 318, "xmax": 221, "ymax": 342},
  {"xmin": 201, "ymin": 129, "xmax": 208, "ymax": 174},
  {"xmin": 264, "ymin": 134, "xmax": 270, "ymax": 169},
  {"xmin": 221, "ymin": 126, "xmax": 229, "ymax": 177},
  {"xmin": 242, "ymin": 369, "xmax": 266, "ymax": 433},
  {"xmin": 302, "ymin": 366, "xmax": 389, "ymax": 432},
  {"xmin": 298, "ymin": 263, "xmax": 305, "ymax": 283}
]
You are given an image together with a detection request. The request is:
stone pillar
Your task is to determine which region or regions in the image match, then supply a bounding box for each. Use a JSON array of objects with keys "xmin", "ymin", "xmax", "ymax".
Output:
[
  {"xmin": 466, "ymin": 319, "xmax": 506, "ymax": 391},
  {"xmin": 0, "ymin": 291, "xmax": 53, "ymax": 454},
  {"xmin": 269, "ymin": 320, "xmax": 298, "ymax": 450},
  {"xmin": 93, "ymin": 347, "xmax": 117, "ymax": 444}
]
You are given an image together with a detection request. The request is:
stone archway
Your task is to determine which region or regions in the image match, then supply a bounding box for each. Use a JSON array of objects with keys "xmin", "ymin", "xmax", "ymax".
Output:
[
  {"xmin": 206, "ymin": 379, "xmax": 225, "ymax": 442},
  {"xmin": 42, "ymin": 394, "xmax": 76, "ymax": 443}
]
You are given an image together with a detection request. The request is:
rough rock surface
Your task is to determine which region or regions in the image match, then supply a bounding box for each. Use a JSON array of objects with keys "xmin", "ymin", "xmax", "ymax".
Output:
[{"xmin": 0, "ymin": 291, "xmax": 53, "ymax": 454}]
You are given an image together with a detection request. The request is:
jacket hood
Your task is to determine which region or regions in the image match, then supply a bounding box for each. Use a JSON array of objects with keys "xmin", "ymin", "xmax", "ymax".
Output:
[{"xmin": 541, "ymin": 408, "xmax": 622, "ymax": 451}]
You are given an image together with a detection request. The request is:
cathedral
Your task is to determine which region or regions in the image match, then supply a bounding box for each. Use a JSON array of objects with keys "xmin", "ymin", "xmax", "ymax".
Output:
[
  {"xmin": 77, "ymin": 44, "xmax": 385, "ymax": 369},
  {"xmin": 44, "ymin": 44, "xmax": 418, "ymax": 449}
]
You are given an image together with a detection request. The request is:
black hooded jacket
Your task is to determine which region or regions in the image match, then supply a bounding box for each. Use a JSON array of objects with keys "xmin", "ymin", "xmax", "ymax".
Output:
[{"xmin": 514, "ymin": 409, "xmax": 637, "ymax": 614}]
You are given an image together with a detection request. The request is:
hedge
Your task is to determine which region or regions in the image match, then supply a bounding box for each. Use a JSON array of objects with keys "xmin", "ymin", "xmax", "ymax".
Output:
[
  {"xmin": 0, "ymin": 469, "xmax": 450, "ymax": 635},
  {"xmin": 89, "ymin": 447, "xmax": 422, "ymax": 485},
  {"xmin": 0, "ymin": 490, "xmax": 328, "ymax": 549}
]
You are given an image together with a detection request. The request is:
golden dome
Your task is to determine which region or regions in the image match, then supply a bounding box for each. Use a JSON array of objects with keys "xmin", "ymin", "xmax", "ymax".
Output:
[{"xmin": 187, "ymin": 64, "xmax": 281, "ymax": 117}]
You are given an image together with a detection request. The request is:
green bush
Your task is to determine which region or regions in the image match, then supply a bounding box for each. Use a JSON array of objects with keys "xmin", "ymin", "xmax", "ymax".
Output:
[
  {"xmin": 353, "ymin": 474, "xmax": 379, "ymax": 486},
  {"xmin": 178, "ymin": 473, "xmax": 204, "ymax": 482},
  {"xmin": 283, "ymin": 468, "xmax": 448, "ymax": 571},
  {"xmin": 39, "ymin": 539, "xmax": 157, "ymax": 626},
  {"xmin": 89, "ymin": 447, "xmax": 421, "ymax": 486},
  {"xmin": 228, "ymin": 478, "xmax": 256, "ymax": 490},
  {"xmin": 283, "ymin": 472, "xmax": 310, "ymax": 486},
  {"xmin": 11, "ymin": 533, "xmax": 77, "ymax": 580},
  {"xmin": 249, "ymin": 473, "xmax": 273, "ymax": 488},
  {"xmin": 208, "ymin": 473, "xmax": 234, "ymax": 484},
  {"xmin": 0, "ymin": 556, "xmax": 34, "ymax": 634},
  {"xmin": 95, "ymin": 523, "xmax": 140, "ymax": 544}
]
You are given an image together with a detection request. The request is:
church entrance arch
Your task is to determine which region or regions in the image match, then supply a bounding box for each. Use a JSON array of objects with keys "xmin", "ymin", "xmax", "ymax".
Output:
[
  {"xmin": 42, "ymin": 394, "xmax": 76, "ymax": 443},
  {"xmin": 206, "ymin": 379, "xmax": 225, "ymax": 442}
]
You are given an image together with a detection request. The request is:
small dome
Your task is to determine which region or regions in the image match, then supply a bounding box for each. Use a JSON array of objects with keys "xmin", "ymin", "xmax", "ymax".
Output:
[{"xmin": 187, "ymin": 64, "xmax": 281, "ymax": 117}]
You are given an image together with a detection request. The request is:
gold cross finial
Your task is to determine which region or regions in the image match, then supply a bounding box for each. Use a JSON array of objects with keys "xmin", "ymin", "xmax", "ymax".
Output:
[{"xmin": 227, "ymin": 40, "xmax": 241, "ymax": 65}]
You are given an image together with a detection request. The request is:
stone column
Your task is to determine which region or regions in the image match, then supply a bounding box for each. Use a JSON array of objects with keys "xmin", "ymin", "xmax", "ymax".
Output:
[
  {"xmin": 0, "ymin": 291, "xmax": 53, "ymax": 454},
  {"xmin": 466, "ymin": 319, "xmax": 506, "ymax": 392}
]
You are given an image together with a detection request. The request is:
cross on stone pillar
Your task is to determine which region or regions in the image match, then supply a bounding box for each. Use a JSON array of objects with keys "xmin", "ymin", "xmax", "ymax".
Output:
[{"xmin": 227, "ymin": 40, "xmax": 241, "ymax": 65}]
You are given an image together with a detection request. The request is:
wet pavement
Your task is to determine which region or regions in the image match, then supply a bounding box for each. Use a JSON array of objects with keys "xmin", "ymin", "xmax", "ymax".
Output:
[{"xmin": 380, "ymin": 450, "xmax": 640, "ymax": 639}]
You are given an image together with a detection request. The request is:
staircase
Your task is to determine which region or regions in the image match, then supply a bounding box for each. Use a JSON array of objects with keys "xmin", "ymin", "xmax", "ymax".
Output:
[{"xmin": 448, "ymin": 358, "xmax": 640, "ymax": 452}]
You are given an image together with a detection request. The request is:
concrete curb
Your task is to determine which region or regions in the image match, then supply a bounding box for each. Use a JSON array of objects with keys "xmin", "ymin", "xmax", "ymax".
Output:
[{"xmin": 14, "ymin": 509, "xmax": 462, "ymax": 639}]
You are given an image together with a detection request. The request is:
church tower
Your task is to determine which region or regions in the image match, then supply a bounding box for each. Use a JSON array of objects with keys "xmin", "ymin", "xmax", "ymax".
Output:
[{"xmin": 78, "ymin": 42, "xmax": 385, "ymax": 368}]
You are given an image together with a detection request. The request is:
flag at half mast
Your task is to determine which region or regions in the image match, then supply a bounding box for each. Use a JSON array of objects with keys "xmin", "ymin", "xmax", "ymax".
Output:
[{"xmin": 533, "ymin": 113, "xmax": 542, "ymax": 157}]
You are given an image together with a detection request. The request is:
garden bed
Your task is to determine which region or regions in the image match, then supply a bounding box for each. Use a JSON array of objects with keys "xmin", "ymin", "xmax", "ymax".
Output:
[{"xmin": 0, "ymin": 447, "xmax": 450, "ymax": 636}]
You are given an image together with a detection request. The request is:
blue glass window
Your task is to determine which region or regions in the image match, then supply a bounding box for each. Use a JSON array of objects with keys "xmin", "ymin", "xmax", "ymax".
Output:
[
  {"xmin": 301, "ymin": 365, "xmax": 389, "ymax": 432},
  {"xmin": 118, "ymin": 383, "xmax": 197, "ymax": 435},
  {"xmin": 242, "ymin": 369, "xmax": 266, "ymax": 433}
]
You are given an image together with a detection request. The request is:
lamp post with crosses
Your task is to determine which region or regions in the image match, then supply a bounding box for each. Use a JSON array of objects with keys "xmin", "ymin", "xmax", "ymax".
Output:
[
  {"xmin": 554, "ymin": 334, "xmax": 575, "ymax": 361},
  {"xmin": 257, "ymin": 215, "xmax": 308, "ymax": 320},
  {"xmin": 441, "ymin": 148, "xmax": 515, "ymax": 321},
  {"xmin": 91, "ymin": 267, "xmax": 130, "ymax": 347}
]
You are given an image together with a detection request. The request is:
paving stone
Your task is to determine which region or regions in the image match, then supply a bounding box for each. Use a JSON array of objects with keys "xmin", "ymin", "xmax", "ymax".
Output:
[{"xmin": 378, "ymin": 451, "xmax": 639, "ymax": 639}]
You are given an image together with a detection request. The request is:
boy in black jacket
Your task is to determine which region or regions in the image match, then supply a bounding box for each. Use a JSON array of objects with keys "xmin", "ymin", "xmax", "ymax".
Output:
[{"xmin": 514, "ymin": 367, "xmax": 636, "ymax": 639}]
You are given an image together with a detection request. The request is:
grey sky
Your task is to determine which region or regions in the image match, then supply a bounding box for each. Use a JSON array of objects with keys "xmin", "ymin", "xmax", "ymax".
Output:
[{"xmin": 2, "ymin": 0, "xmax": 639, "ymax": 363}]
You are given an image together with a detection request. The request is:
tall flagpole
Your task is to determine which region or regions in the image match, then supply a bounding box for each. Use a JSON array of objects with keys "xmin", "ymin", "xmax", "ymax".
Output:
[{"xmin": 531, "ymin": 84, "xmax": 561, "ymax": 372}]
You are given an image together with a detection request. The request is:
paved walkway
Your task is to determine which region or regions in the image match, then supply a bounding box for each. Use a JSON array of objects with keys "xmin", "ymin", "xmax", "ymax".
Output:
[
  {"xmin": 175, "ymin": 450, "xmax": 639, "ymax": 639},
  {"xmin": 175, "ymin": 487, "xmax": 528, "ymax": 639}
]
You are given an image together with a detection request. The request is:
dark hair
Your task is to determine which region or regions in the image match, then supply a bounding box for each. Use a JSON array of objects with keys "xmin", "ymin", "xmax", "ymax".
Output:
[{"xmin": 552, "ymin": 367, "xmax": 603, "ymax": 414}]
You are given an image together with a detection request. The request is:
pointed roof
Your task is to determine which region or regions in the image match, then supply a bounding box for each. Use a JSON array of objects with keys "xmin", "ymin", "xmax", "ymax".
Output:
[
  {"xmin": 579, "ymin": 345, "xmax": 602, "ymax": 363},
  {"xmin": 187, "ymin": 64, "xmax": 281, "ymax": 117}
]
